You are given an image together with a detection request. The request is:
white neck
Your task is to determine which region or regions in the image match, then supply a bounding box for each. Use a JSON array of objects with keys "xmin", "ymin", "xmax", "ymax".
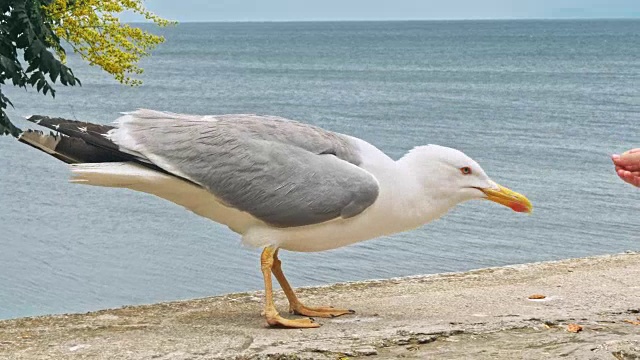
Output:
[{"xmin": 369, "ymin": 151, "xmax": 461, "ymax": 236}]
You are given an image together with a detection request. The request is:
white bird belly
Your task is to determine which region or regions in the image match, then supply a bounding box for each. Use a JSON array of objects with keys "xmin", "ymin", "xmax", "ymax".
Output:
[{"xmin": 242, "ymin": 199, "xmax": 407, "ymax": 252}]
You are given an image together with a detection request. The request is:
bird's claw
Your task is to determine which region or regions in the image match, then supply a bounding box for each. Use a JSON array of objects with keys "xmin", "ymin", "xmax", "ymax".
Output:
[
  {"xmin": 266, "ymin": 313, "xmax": 320, "ymax": 328},
  {"xmin": 289, "ymin": 304, "xmax": 356, "ymax": 318}
]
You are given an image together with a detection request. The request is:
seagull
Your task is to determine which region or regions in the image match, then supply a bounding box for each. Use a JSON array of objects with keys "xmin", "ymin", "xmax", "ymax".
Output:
[{"xmin": 18, "ymin": 109, "xmax": 532, "ymax": 328}]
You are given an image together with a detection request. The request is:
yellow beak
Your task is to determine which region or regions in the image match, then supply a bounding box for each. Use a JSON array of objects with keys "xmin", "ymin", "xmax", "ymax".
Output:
[{"xmin": 481, "ymin": 183, "xmax": 533, "ymax": 213}]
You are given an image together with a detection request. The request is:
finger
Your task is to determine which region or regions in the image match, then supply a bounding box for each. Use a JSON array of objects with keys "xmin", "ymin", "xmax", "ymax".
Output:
[
  {"xmin": 622, "ymin": 148, "xmax": 640, "ymax": 155},
  {"xmin": 617, "ymin": 168, "xmax": 627, "ymax": 178},
  {"xmin": 612, "ymin": 154, "xmax": 625, "ymax": 166},
  {"xmin": 618, "ymin": 169, "xmax": 633, "ymax": 180},
  {"xmin": 618, "ymin": 169, "xmax": 635, "ymax": 177},
  {"xmin": 615, "ymin": 167, "xmax": 637, "ymax": 178},
  {"xmin": 615, "ymin": 153, "xmax": 640, "ymax": 171},
  {"xmin": 620, "ymin": 164, "xmax": 640, "ymax": 172},
  {"xmin": 628, "ymin": 174, "xmax": 640, "ymax": 187},
  {"xmin": 618, "ymin": 170, "xmax": 640, "ymax": 187},
  {"xmin": 621, "ymin": 151, "xmax": 640, "ymax": 160},
  {"xmin": 619, "ymin": 167, "xmax": 640, "ymax": 175}
]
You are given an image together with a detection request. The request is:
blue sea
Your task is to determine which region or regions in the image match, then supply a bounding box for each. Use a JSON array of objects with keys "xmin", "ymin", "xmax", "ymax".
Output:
[{"xmin": 1, "ymin": 20, "xmax": 638, "ymax": 320}]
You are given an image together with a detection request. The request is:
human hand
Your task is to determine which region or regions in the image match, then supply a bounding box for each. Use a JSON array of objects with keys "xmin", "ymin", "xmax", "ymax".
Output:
[{"xmin": 612, "ymin": 148, "xmax": 640, "ymax": 187}]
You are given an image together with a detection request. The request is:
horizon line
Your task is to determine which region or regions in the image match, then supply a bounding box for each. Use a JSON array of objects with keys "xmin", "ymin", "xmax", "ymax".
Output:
[{"xmin": 131, "ymin": 16, "xmax": 640, "ymax": 24}]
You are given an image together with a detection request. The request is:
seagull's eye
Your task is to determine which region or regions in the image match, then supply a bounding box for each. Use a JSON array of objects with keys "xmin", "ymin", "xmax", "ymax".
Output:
[{"xmin": 460, "ymin": 167, "xmax": 472, "ymax": 175}]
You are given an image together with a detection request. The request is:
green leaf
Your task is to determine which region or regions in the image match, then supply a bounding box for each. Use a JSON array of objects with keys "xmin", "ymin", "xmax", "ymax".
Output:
[
  {"xmin": 0, "ymin": 115, "xmax": 22, "ymax": 137},
  {"xmin": 15, "ymin": 33, "xmax": 29, "ymax": 48},
  {"xmin": 49, "ymin": 58, "xmax": 60, "ymax": 82},
  {"xmin": 27, "ymin": 72, "xmax": 39, "ymax": 85},
  {"xmin": 0, "ymin": 55, "xmax": 17, "ymax": 72},
  {"xmin": 36, "ymin": 78, "xmax": 45, "ymax": 92},
  {"xmin": 59, "ymin": 70, "xmax": 68, "ymax": 85},
  {"xmin": 25, "ymin": 60, "xmax": 38, "ymax": 72},
  {"xmin": 0, "ymin": 92, "xmax": 13, "ymax": 108},
  {"xmin": 39, "ymin": 48, "xmax": 54, "ymax": 72},
  {"xmin": 23, "ymin": 45, "xmax": 36, "ymax": 61},
  {"xmin": 0, "ymin": 85, "xmax": 21, "ymax": 137}
]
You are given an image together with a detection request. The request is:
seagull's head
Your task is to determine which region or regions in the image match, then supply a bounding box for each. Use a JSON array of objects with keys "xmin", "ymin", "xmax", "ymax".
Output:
[{"xmin": 406, "ymin": 145, "xmax": 532, "ymax": 213}]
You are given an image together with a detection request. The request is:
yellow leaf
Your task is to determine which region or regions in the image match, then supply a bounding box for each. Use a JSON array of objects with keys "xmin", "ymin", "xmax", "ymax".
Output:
[{"xmin": 43, "ymin": 0, "xmax": 175, "ymax": 85}]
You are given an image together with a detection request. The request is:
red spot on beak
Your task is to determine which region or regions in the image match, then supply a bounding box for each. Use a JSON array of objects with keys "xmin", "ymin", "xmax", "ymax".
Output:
[{"xmin": 509, "ymin": 202, "xmax": 529, "ymax": 213}]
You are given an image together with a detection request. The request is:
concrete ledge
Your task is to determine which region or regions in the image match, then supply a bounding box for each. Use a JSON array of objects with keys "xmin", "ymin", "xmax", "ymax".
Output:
[{"xmin": 1, "ymin": 252, "xmax": 639, "ymax": 359}]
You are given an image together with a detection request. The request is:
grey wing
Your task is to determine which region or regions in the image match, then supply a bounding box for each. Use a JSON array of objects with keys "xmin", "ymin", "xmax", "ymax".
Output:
[{"xmin": 109, "ymin": 110, "xmax": 380, "ymax": 227}]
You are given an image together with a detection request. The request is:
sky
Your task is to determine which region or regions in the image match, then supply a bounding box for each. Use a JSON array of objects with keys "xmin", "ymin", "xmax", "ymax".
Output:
[{"xmin": 128, "ymin": 0, "xmax": 640, "ymax": 22}]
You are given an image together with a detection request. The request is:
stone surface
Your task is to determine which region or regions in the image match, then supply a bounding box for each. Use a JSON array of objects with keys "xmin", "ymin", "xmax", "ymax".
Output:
[{"xmin": 1, "ymin": 252, "xmax": 639, "ymax": 359}]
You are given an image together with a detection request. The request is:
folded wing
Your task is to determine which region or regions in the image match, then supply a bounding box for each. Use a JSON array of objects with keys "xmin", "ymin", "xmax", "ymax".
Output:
[{"xmin": 106, "ymin": 110, "xmax": 381, "ymax": 227}]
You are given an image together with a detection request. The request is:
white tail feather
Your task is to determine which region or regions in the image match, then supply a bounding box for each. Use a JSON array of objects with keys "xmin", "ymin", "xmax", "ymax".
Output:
[
  {"xmin": 70, "ymin": 162, "xmax": 168, "ymax": 187},
  {"xmin": 69, "ymin": 162, "xmax": 259, "ymax": 233}
]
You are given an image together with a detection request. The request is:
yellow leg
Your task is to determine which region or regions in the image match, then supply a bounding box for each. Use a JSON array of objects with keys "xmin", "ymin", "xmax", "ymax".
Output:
[
  {"xmin": 260, "ymin": 247, "xmax": 319, "ymax": 328},
  {"xmin": 272, "ymin": 249, "xmax": 355, "ymax": 318}
]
